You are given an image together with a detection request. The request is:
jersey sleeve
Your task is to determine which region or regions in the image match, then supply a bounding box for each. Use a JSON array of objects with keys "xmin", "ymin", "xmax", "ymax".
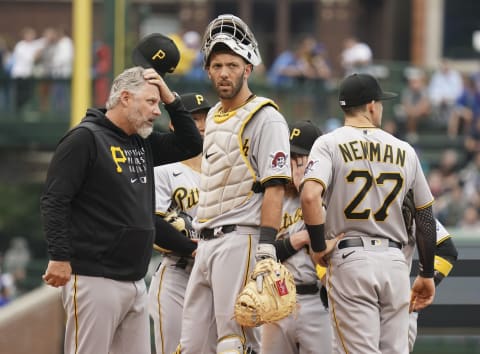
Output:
[
  {"xmin": 41, "ymin": 127, "xmax": 96, "ymax": 261},
  {"xmin": 256, "ymin": 108, "xmax": 291, "ymax": 183},
  {"xmin": 153, "ymin": 165, "xmax": 173, "ymax": 214},
  {"xmin": 411, "ymin": 154, "xmax": 434, "ymax": 209},
  {"xmin": 302, "ymin": 135, "xmax": 333, "ymax": 189}
]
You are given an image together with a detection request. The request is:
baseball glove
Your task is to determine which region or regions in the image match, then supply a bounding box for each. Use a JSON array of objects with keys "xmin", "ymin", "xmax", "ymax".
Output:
[
  {"xmin": 234, "ymin": 258, "xmax": 296, "ymax": 327},
  {"xmin": 163, "ymin": 210, "xmax": 196, "ymax": 239},
  {"xmin": 402, "ymin": 189, "xmax": 415, "ymax": 241}
]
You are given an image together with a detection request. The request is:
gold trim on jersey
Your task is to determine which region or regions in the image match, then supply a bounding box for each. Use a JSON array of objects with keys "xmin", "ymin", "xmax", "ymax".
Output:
[
  {"xmin": 74, "ymin": 274, "xmax": 79, "ymax": 354},
  {"xmin": 437, "ymin": 235, "xmax": 451, "ymax": 245},
  {"xmin": 434, "ymin": 255, "xmax": 454, "ymax": 277},
  {"xmin": 415, "ymin": 199, "xmax": 434, "ymax": 210},
  {"xmin": 157, "ymin": 265, "xmax": 168, "ymax": 354},
  {"xmin": 301, "ymin": 178, "xmax": 327, "ymax": 196},
  {"xmin": 327, "ymin": 262, "xmax": 350, "ymax": 353}
]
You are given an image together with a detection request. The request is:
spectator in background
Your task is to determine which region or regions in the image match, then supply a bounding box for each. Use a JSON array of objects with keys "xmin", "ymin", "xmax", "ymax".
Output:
[
  {"xmin": 182, "ymin": 30, "xmax": 208, "ymax": 82},
  {"xmin": 396, "ymin": 67, "xmax": 431, "ymax": 143},
  {"xmin": 169, "ymin": 30, "xmax": 198, "ymax": 76},
  {"xmin": 50, "ymin": 27, "xmax": 73, "ymax": 113},
  {"xmin": 459, "ymin": 151, "xmax": 480, "ymax": 208},
  {"xmin": 428, "ymin": 58, "xmax": 463, "ymax": 128},
  {"xmin": 447, "ymin": 74, "xmax": 480, "ymax": 139},
  {"xmin": 93, "ymin": 39, "xmax": 112, "ymax": 107},
  {"xmin": 459, "ymin": 205, "xmax": 480, "ymax": 230},
  {"xmin": 34, "ymin": 27, "xmax": 59, "ymax": 112},
  {"xmin": 267, "ymin": 35, "xmax": 318, "ymax": 87},
  {"xmin": 340, "ymin": 36, "xmax": 373, "ymax": 77},
  {"xmin": 0, "ymin": 35, "xmax": 12, "ymax": 111},
  {"xmin": 10, "ymin": 27, "xmax": 42, "ymax": 111}
]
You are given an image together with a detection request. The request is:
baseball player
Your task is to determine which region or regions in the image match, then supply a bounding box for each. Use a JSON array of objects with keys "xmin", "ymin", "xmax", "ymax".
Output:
[
  {"xmin": 262, "ymin": 120, "xmax": 333, "ymax": 354},
  {"xmin": 176, "ymin": 14, "xmax": 291, "ymax": 354},
  {"xmin": 147, "ymin": 93, "xmax": 212, "ymax": 354},
  {"xmin": 401, "ymin": 194, "xmax": 458, "ymax": 352},
  {"xmin": 300, "ymin": 73, "xmax": 437, "ymax": 354}
]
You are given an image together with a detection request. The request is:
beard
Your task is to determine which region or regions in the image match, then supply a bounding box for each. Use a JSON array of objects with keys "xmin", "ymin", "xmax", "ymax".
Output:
[
  {"xmin": 127, "ymin": 106, "xmax": 153, "ymax": 139},
  {"xmin": 215, "ymin": 71, "xmax": 244, "ymax": 99}
]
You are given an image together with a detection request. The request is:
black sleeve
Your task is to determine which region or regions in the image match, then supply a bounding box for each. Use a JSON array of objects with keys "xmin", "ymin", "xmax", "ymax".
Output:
[
  {"xmin": 273, "ymin": 236, "xmax": 298, "ymax": 262},
  {"xmin": 148, "ymin": 97, "xmax": 203, "ymax": 166},
  {"xmin": 154, "ymin": 215, "xmax": 197, "ymax": 256},
  {"xmin": 40, "ymin": 128, "xmax": 96, "ymax": 261},
  {"xmin": 434, "ymin": 237, "xmax": 458, "ymax": 286},
  {"xmin": 414, "ymin": 205, "xmax": 437, "ymax": 278}
]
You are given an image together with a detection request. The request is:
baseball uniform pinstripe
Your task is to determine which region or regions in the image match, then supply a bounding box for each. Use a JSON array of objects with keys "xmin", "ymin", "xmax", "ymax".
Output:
[
  {"xmin": 262, "ymin": 195, "xmax": 332, "ymax": 354},
  {"xmin": 303, "ymin": 126, "xmax": 433, "ymax": 354}
]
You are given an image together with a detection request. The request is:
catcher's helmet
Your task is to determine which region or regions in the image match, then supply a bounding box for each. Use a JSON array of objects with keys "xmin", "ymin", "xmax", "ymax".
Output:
[{"xmin": 201, "ymin": 14, "xmax": 261, "ymax": 67}]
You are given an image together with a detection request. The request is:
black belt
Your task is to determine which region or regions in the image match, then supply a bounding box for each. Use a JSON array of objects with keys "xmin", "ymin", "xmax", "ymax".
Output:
[
  {"xmin": 338, "ymin": 238, "xmax": 402, "ymax": 250},
  {"xmin": 296, "ymin": 283, "xmax": 319, "ymax": 295},
  {"xmin": 174, "ymin": 257, "xmax": 190, "ymax": 269},
  {"xmin": 200, "ymin": 225, "xmax": 237, "ymax": 240}
]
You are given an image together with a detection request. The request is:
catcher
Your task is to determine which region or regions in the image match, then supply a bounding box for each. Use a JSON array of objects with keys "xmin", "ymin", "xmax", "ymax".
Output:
[
  {"xmin": 402, "ymin": 189, "xmax": 458, "ymax": 352},
  {"xmin": 259, "ymin": 120, "xmax": 333, "ymax": 354}
]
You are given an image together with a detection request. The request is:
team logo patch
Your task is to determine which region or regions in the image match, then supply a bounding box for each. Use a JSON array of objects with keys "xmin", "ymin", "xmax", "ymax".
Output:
[
  {"xmin": 270, "ymin": 151, "xmax": 288, "ymax": 169},
  {"xmin": 304, "ymin": 160, "xmax": 319, "ymax": 175}
]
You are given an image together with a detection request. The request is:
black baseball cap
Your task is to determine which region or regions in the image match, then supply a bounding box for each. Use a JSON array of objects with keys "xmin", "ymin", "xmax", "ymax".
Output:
[
  {"xmin": 180, "ymin": 93, "xmax": 211, "ymax": 113},
  {"xmin": 338, "ymin": 73, "xmax": 398, "ymax": 108},
  {"xmin": 289, "ymin": 120, "xmax": 323, "ymax": 155},
  {"xmin": 132, "ymin": 33, "xmax": 180, "ymax": 76}
]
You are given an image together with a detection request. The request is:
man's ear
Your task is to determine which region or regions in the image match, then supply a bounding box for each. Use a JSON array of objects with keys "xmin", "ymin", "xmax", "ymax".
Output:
[{"xmin": 119, "ymin": 90, "xmax": 131, "ymax": 106}]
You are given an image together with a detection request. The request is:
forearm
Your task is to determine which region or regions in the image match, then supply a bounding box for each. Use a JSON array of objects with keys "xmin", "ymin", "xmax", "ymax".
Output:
[
  {"xmin": 415, "ymin": 206, "xmax": 437, "ymax": 278},
  {"xmin": 301, "ymin": 180, "xmax": 326, "ymax": 251},
  {"xmin": 154, "ymin": 215, "xmax": 197, "ymax": 256},
  {"xmin": 165, "ymin": 97, "xmax": 203, "ymax": 154},
  {"xmin": 259, "ymin": 184, "xmax": 285, "ymax": 243}
]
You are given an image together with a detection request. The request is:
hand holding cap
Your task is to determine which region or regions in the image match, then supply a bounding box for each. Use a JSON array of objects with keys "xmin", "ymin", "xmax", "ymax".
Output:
[{"xmin": 132, "ymin": 33, "xmax": 180, "ymax": 76}]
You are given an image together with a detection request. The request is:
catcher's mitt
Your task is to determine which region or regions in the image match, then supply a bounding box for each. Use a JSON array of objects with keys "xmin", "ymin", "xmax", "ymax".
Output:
[
  {"xmin": 234, "ymin": 258, "xmax": 296, "ymax": 327},
  {"xmin": 402, "ymin": 189, "xmax": 415, "ymax": 242}
]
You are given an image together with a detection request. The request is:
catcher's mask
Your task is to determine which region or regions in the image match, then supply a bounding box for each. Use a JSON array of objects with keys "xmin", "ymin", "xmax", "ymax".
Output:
[{"xmin": 201, "ymin": 14, "xmax": 262, "ymax": 67}]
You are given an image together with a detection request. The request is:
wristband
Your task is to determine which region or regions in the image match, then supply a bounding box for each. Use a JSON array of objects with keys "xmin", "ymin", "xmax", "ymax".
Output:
[
  {"xmin": 305, "ymin": 223, "xmax": 326, "ymax": 252},
  {"xmin": 259, "ymin": 226, "xmax": 277, "ymax": 244}
]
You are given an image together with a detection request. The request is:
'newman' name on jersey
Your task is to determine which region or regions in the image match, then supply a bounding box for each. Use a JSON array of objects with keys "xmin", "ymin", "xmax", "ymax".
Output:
[{"xmin": 339, "ymin": 140, "xmax": 406, "ymax": 167}]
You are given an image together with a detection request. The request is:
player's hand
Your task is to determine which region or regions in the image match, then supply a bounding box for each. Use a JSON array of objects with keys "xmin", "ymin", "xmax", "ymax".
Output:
[
  {"xmin": 142, "ymin": 68, "xmax": 175, "ymax": 104},
  {"xmin": 292, "ymin": 156, "xmax": 308, "ymax": 191},
  {"xmin": 191, "ymin": 239, "xmax": 199, "ymax": 257},
  {"xmin": 42, "ymin": 260, "xmax": 72, "ymax": 288},
  {"xmin": 409, "ymin": 276, "xmax": 435, "ymax": 312},
  {"xmin": 289, "ymin": 230, "xmax": 310, "ymax": 251},
  {"xmin": 311, "ymin": 233, "xmax": 344, "ymax": 267}
]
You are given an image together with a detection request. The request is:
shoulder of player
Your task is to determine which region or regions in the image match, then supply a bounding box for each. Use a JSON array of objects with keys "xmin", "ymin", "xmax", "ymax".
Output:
[{"xmin": 154, "ymin": 161, "xmax": 182, "ymax": 177}]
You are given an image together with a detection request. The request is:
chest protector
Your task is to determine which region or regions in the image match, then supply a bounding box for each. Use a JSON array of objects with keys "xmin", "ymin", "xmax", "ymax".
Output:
[{"xmin": 197, "ymin": 96, "xmax": 278, "ymax": 221}]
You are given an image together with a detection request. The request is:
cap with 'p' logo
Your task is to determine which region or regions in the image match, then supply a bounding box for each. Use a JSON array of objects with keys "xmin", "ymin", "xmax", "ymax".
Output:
[{"xmin": 132, "ymin": 33, "xmax": 180, "ymax": 76}]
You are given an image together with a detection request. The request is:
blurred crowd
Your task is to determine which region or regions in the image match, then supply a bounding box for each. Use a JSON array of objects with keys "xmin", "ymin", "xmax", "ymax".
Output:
[{"xmin": 0, "ymin": 237, "xmax": 31, "ymax": 307}]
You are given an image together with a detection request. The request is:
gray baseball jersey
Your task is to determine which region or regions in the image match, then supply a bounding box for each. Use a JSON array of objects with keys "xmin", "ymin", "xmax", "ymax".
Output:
[
  {"xmin": 262, "ymin": 195, "xmax": 332, "ymax": 354},
  {"xmin": 303, "ymin": 126, "xmax": 433, "ymax": 354},
  {"xmin": 148, "ymin": 161, "xmax": 207, "ymax": 354},
  {"xmin": 180, "ymin": 98, "xmax": 291, "ymax": 354}
]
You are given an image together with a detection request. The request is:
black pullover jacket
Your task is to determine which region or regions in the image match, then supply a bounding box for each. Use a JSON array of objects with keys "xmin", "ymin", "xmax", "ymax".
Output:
[{"xmin": 41, "ymin": 99, "xmax": 202, "ymax": 281}]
